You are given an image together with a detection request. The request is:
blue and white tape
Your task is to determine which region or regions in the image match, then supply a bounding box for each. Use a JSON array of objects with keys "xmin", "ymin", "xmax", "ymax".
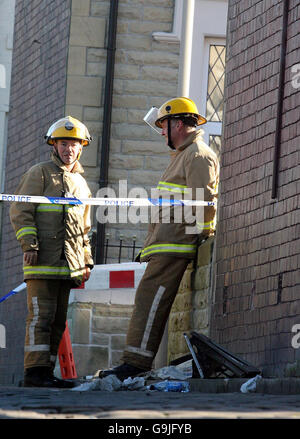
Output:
[
  {"xmin": 0, "ymin": 282, "xmax": 26, "ymax": 304},
  {"xmin": 0, "ymin": 193, "xmax": 214, "ymax": 207}
]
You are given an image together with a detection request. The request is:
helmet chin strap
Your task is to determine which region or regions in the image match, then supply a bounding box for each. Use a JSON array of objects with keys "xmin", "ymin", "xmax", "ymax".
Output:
[{"xmin": 167, "ymin": 118, "xmax": 175, "ymax": 150}]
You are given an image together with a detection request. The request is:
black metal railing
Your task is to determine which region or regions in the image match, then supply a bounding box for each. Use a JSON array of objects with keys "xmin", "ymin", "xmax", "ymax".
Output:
[{"xmin": 90, "ymin": 231, "xmax": 142, "ymax": 264}]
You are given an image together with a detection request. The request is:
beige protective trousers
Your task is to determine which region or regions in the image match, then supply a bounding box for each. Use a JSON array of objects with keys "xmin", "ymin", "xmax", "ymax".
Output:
[
  {"xmin": 123, "ymin": 254, "xmax": 190, "ymax": 370},
  {"xmin": 24, "ymin": 279, "xmax": 71, "ymax": 371}
]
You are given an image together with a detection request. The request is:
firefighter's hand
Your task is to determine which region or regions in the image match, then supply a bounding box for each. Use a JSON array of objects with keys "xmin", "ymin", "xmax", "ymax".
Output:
[
  {"xmin": 83, "ymin": 266, "xmax": 91, "ymax": 282},
  {"xmin": 24, "ymin": 250, "xmax": 38, "ymax": 265}
]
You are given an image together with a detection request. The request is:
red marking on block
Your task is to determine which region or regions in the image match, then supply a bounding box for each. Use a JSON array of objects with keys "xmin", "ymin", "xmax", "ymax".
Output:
[
  {"xmin": 109, "ymin": 270, "xmax": 135, "ymax": 288},
  {"xmin": 75, "ymin": 281, "xmax": 85, "ymax": 289}
]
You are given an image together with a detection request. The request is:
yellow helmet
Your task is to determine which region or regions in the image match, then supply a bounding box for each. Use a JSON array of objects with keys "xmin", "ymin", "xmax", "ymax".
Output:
[
  {"xmin": 155, "ymin": 97, "xmax": 206, "ymax": 128},
  {"xmin": 45, "ymin": 116, "xmax": 92, "ymax": 146}
]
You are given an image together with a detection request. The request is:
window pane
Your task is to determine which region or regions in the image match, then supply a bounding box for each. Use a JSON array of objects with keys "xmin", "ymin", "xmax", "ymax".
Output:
[
  {"xmin": 209, "ymin": 135, "xmax": 222, "ymax": 159},
  {"xmin": 206, "ymin": 45, "xmax": 226, "ymax": 122}
]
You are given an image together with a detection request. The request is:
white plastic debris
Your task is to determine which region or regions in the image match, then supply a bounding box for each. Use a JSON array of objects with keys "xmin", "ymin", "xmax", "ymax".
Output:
[
  {"xmin": 71, "ymin": 379, "xmax": 100, "ymax": 392},
  {"xmin": 99, "ymin": 374, "xmax": 123, "ymax": 391},
  {"xmin": 72, "ymin": 361, "xmax": 193, "ymax": 392},
  {"xmin": 240, "ymin": 375, "xmax": 262, "ymax": 393},
  {"xmin": 122, "ymin": 376, "xmax": 146, "ymax": 390},
  {"xmin": 72, "ymin": 374, "xmax": 122, "ymax": 392},
  {"xmin": 172, "ymin": 360, "xmax": 193, "ymax": 378},
  {"xmin": 146, "ymin": 361, "xmax": 193, "ymax": 381}
]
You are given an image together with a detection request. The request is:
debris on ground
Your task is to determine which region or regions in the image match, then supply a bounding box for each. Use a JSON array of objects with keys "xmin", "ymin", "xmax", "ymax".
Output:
[
  {"xmin": 240, "ymin": 375, "xmax": 262, "ymax": 393},
  {"xmin": 172, "ymin": 332, "xmax": 261, "ymax": 379},
  {"xmin": 143, "ymin": 361, "xmax": 193, "ymax": 381},
  {"xmin": 72, "ymin": 374, "xmax": 122, "ymax": 392},
  {"xmin": 71, "ymin": 362, "xmax": 192, "ymax": 392},
  {"xmin": 71, "ymin": 331, "xmax": 262, "ymax": 392},
  {"xmin": 147, "ymin": 380, "xmax": 190, "ymax": 393},
  {"xmin": 122, "ymin": 376, "xmax": 146, "ymax": 390}
]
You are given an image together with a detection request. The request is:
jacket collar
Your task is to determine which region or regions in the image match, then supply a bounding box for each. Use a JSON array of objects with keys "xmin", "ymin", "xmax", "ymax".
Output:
[
  {"xmin": 51, "ymin": 152, "xmax": 84, "ymax": 174},
  {"xmin": 169, "ymin": 130, "xmax": 200, "ymax": 156}
]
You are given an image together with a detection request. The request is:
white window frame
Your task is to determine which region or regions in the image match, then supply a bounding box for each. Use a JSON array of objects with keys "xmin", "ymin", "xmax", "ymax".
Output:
[
  {"xmin": 200, "ymin": 37, "xmax": 227, "ymax": 146},
  {"xmin": 152, "ymin": 0, "xmax": 183, "ymax": 44},
  {"xmin": 189, "ymin": 0, "xmax": 228, "ymax": 145}
]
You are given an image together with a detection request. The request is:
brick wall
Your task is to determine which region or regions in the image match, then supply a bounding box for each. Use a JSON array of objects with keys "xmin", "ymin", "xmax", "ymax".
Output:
[
  {"xmin": 211, "ymin": 0, "xmax": 300, "ymax": 377},
  {"xmin": 0, "ymin": 0, "xmax": 71, "ymax": 385}
]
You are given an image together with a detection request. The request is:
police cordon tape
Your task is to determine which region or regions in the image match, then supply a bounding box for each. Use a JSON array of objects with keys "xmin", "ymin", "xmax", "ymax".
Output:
[
  {"xmin": 0, "ymin": 282, "xmax": 26, "ymax": 304},
  {"xmin": 0, "ymin": 193, "xmax": 214, "ymax": 207},
  {"xmin": 0, "ymin": 193, "xmax": 213, "ymax": 303}
]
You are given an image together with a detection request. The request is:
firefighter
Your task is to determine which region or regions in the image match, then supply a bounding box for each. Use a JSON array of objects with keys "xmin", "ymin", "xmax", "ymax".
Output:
[
  {"xmin": 10, "ymin": 116, "xmax": 94, "ymax": 388},
  {"xmin": 99, "ymin": 97, "xmax": 219, "ymax": 380}
]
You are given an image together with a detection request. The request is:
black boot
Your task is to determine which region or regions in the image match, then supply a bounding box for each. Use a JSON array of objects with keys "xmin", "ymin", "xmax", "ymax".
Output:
[
  {"xmin": 24, "ymin": 367, "xmax": 76, "ymax": 388},
  {"xmin": 99, "ymin": 363, "xmax": 148, "ymax": 381}
]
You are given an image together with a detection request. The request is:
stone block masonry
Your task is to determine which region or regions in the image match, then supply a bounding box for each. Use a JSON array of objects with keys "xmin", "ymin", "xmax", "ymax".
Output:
[
  {"xmin": 93, "ymin": 0, "xmax": 179, "ymax": 261},
  {"xmin": 58, "ymin": 262, "xmax": 147, "ymax": 378},
  {"xmin": 67, "ymin": 302, "xmax": 133, "ymax": 377},
  {"xmin": 168, "ymin": 237, "xmax": 215, "ymax": 363},
  {"xmin": 64, "ymin": 0, "xmax": 180, "ymax": 263}
]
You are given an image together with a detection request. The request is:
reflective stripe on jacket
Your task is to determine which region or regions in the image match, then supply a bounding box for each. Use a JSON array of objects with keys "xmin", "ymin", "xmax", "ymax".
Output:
[
  {"xmin": 140, "ymin": 130, "xmax": 219, "ymax": 261},
  {"xmin": 10, "ymin": 153, "xmax": 94, "ymax": 286},
  {"xmin": 141, "ymin": 243, "xmax": 197, "ymax": 259}
]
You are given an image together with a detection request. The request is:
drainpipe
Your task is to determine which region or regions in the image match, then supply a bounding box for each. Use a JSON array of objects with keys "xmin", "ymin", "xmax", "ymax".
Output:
[
  {"xmin": 177, "ymin": 0, "xmax": 195, "ymax": 97},
  {"xmin": 96, "ymin": 0, "xmax": 119, "ymax": 264},
  {"xmin": 271, "ymin": 0, "xmax": 289, "ymax": 199}
]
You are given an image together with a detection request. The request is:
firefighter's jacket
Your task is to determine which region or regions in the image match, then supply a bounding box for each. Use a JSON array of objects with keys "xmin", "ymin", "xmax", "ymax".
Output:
[
  {"xmin": 10, "ymin": 153, "xmax": 94, "ymax": 286},
  {"xmin": 140, "ymin": 130, "xmax": 219, "ymax": 261}
]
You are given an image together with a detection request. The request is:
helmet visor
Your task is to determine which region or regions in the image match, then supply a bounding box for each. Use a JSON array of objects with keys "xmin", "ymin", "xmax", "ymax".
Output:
[{"xmin": 143, "ymin": 107, "xmax": 161, "ymax": 134}]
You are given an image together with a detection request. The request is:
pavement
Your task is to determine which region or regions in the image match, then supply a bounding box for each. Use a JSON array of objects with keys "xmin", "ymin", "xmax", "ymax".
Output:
[{"xmin": 1, "ymin": 378, "xmax": 300, "ymax": 423}]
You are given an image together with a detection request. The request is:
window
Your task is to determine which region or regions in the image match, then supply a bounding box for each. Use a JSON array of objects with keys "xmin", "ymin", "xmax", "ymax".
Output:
[
  {"xmin": 206, "ymin": 44, "xmax": 226, "ymax": 123},
  {"xmin": 200, "ymin": 39, "xmax": 226, "ymax": 159},
  {"xmin": 209, "ymin": 134, "xmax": 222, "ymax": 156}
]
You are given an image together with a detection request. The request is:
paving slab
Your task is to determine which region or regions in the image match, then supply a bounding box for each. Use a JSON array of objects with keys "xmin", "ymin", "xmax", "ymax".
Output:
[
  {"xmin": 0, "ymin": 382, "xmax": 300, "ymax": 421},
  {"xmin": 190, "ymin": 377, "xmax": 300, "ymax": 394}
]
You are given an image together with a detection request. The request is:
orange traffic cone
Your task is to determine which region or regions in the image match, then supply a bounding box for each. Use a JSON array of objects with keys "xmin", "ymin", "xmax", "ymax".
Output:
[{"xmin": 58, "ymin": 321, "xmax": 77, "ymax": 379}]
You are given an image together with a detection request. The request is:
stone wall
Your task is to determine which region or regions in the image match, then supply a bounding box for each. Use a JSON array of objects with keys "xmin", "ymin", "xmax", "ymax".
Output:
[
  {"xmin": 95, "ymin": 0, "xmax": 179, "ymax": 261},
  {"xmin": 65, "ymin": 0, "xmax": 106, "ymax": 196},
  {"xmin": 53, "ymin": 0, "xmax": 179, "ymax": 262},
  {"xmin": 168, "ymin": 237, "xmax": 215, "ymax": 363},
  {"xmin": 65, "ymin": 295, "xmax": 135, "ymax": 378},
  {"xmin": 55, "ymin": 262, "xmax": 146, "ymax": 378}
]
